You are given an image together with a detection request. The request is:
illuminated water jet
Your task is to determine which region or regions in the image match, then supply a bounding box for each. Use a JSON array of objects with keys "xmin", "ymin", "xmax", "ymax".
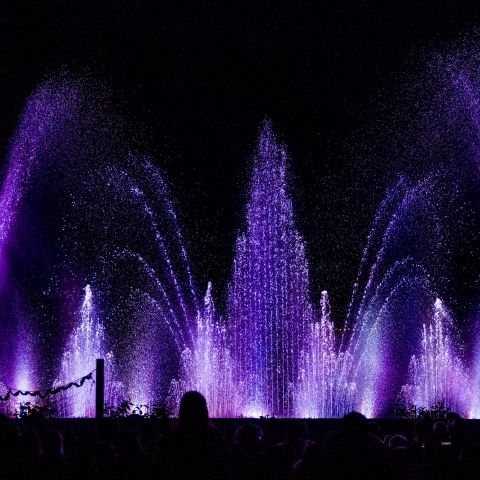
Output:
[
  {"xmin": 56, "ymin": 285, "xmax": 122, "ymax": 417},
  {"xmin": 0, "ymin": 70, "xmax": 479, "ymax": 418},
  {"xmin": 400, "ymin": 298, "xmax": 470, "ymax": 415}
]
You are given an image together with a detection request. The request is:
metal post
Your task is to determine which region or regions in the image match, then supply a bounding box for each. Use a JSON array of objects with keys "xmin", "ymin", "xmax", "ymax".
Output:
[{"xmin": 96, "ymin": 358, "xmax": 104, "ymax": 419}]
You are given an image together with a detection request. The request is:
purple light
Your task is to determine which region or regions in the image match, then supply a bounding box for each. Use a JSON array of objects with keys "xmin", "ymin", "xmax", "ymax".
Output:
[{"xmin": 1, "ymin": 73, "xmax": 480, "ymax": 418}]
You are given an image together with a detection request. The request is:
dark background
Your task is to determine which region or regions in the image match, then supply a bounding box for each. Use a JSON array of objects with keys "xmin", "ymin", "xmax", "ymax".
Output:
[{"xmin": 1, "ymin": 0, "xmax": 480, "ymax": 318}]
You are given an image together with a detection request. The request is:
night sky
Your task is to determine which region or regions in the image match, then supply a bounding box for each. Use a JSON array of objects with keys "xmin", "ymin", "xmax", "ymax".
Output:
[{"xmin": 1, "ymin": 1, "xmax": 480, "ymax": 318}]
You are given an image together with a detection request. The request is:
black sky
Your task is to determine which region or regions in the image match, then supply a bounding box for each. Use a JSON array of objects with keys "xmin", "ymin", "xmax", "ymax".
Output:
[{"xmin": 1, "ymin": 0, "xmax": 480, "ymax": 316}]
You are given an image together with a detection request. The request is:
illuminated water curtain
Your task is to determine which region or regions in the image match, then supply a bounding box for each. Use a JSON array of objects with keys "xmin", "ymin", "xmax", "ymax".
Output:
[{"xmin": 0, "ymin": 73, "xmax": 480, "ymax": 417}]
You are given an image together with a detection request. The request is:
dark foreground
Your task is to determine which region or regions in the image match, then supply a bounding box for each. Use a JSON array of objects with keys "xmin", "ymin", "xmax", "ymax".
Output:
[{"xmin": 2, "ymin": 414, "xmax": 480, "ymax": 480}]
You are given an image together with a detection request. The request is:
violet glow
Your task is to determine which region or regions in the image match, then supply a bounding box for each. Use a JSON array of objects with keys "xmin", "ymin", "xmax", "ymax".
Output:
[
  {"xmin": 55, "ymin": 285, "xmax": 123, "ymax": 417},
  {"xmin": 0, "ymin": 73, "xmax": 479, "ymax": 418}
]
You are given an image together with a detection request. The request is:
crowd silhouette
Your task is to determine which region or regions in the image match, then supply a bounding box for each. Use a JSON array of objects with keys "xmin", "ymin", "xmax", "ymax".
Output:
[{"xmin": 0, "ymin": 391, "xmax": 479, "ymax": 479}]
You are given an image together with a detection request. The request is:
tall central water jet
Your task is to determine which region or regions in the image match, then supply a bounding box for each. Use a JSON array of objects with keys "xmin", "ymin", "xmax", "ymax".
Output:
[{"xmin": 228, "ymin": 121, "xmax": 312, "ymax": 417}]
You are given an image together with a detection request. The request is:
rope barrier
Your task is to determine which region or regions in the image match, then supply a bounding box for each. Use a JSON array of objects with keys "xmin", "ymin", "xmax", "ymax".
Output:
[{"xmin": 0, "ymin": 371, "xmax": 95, "ymax": 401}]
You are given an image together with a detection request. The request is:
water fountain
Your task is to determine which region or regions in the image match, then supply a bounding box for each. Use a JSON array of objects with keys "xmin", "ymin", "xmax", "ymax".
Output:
[{"xmin": 0, "ymin": 63, "xmax": 479, "ymax": 417}]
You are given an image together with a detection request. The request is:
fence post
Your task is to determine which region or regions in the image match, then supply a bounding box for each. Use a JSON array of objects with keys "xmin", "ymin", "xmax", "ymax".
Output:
[{"xmin": 96, "ymin": 358, "xmax": 105, "ymax": 419}]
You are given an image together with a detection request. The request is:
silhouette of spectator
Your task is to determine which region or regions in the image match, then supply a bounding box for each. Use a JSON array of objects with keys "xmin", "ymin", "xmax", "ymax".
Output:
[
  {"xmin": 39, "ymin": 430, "xmax": 68, "ymax": 480},
  {"xmin": 285, "ymin": 421, "xmax": 307, "ymax": 458},
  {"xmin": 390, "ymin": 434, "xmax": 409, "ymax": 450},
  {"xmin": 0, "ymin": 406, "xmax": 479, "ymax": 480},
  {"xmin": 17, "ymin": 427, "xmax": 42, "ymax": 479},
  {"xmin": 448, "ymin": 412, "xmax": 468, "ymax": 454},
  {"xmin": 178, "ymin": 390, "xmax": 209, "ymax": 433},
  {"xmin": 259, "ymin": 442, "xmax": 295, "ymax": 480},
  {"xmin": 388, "ymin": 434, "xmax": 412, "ymax": 480},
  {"xmin": 231, "ymin": 423, "xmax": 264, "ymax": 479},
  {"xmin": 322, "ymin": 411, "xmax": 387, "ymax": 480},
  {"xmin": 0, "ymin": 423, "xmax": 20, "ymax": 477},
  {"xmin": 292, "ymin": 440, "xmax": 323, "ymax": 479},
  {"xmin": 154, "ymin": 391, "xmax": 230, "ymax": 479},
  {"xmin": 116, "ymin": 427, "xmax": 144, "ymax": 479},
  {"xmin": 94, "ymin": 441, "xmax": 120, "ymax": 480},
  {"xmin": 458, "ymin": 441, "xmax": 480, "ymax": 480}
]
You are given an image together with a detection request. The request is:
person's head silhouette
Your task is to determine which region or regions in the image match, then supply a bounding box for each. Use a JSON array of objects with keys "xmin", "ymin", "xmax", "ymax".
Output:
[
  {"xmin": 43, "ymin": 430, "xmax": 64, "ymax": 458},
  {"xmin": 178, "ymin": 391, "xmax": 209, "ymax": 432}
]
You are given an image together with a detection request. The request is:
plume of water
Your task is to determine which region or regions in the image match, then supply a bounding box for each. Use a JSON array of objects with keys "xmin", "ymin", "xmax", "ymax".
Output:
[
  {"xmin": 107, "ymin": 161, "xmax": 201, "ymax": 404},
  {"xmin": 2, "ymin": 69, "xmax": 480, "ymax": 418},
  {"xmin": 0, "ymin": 77, "xmax": 92, "ymax": 390},
  {"xmin": 56, "ymin": 285, "xmax": 122, "ymax": 417},
  {"xmin": 227, "ymin": 121, "xmax": 313, "ymax": 417},
  {"xmin": 295, "ymin": 291, "xmax": 356, "ymax": 417},
  {"xmin": 169, "ymin": 282, "xmax": 238, "ymax": 417},
  {"xmin": 343, "ymin": 172, "xmax": 454, "ymax": 416},
  {"xmin": 400, "ymin": 298, "xmax": 470, "ymax": 415},
  {"xmin": 468, "ymin": 316, "xmax": 480, "ymax": 418}
]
